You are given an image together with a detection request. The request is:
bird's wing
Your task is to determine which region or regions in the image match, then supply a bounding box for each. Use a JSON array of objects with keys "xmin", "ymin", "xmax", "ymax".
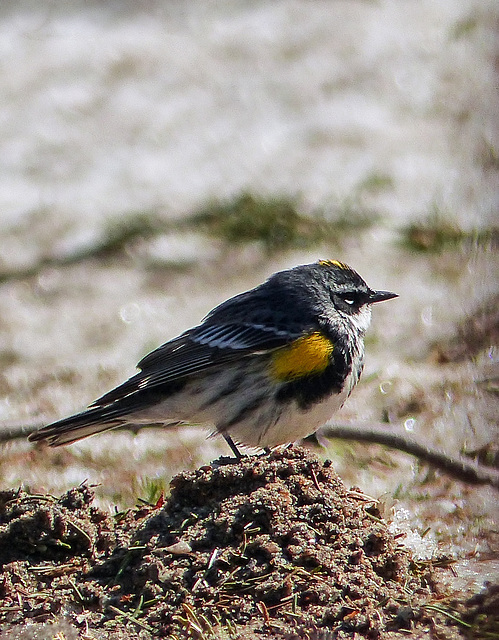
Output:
[
  {"xmin": 90, "ymin": 321, "xmax": 303, "ymax": 407},
  {"xmin": 28, "ymin": 321, "xmax": 303, "ymax": 445}
]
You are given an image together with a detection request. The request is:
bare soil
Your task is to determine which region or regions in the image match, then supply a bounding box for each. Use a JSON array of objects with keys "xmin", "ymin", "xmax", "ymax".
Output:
[{"xmin": 1, "ymin": 447, "xmax": 495, "ymax": 639}]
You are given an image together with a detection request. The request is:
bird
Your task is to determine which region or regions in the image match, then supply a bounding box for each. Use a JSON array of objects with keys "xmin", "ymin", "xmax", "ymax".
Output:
[{"xmin": 29, "ymin": 260, "xmax": 397, "ymax": 457}]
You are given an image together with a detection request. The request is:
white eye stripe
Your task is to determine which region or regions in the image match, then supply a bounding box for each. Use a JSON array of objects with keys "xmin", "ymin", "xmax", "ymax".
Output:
[{"xmin": 337, "ymin": 292, "xmax": 357, "ymax": 305}]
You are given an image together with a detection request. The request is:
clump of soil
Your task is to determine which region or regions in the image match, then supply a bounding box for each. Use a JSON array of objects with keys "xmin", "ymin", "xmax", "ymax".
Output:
[
  {"xmin": 0, "ymin": 484, "xmax": 120, "ymax": 566},
  {"xmin": 0, "ymin": 447, "xmax": 439, "ymax": 638},
  {"xmin": 0, "ymin": 484, "xmax": 136, "ymax": 632}
]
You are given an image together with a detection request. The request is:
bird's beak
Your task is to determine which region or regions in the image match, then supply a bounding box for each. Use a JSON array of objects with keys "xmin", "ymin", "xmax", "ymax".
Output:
[{"xmin": 369, "ymin": 290, "xmax": 398, "ymax": 303}]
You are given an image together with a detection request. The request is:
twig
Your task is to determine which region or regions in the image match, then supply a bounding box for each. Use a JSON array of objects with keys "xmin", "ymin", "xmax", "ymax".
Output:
[
  {"xmin": 319, "ymin": 422, "xmax": 499, "ymax": 490},
  {"xmin": 0, "ymin": 422, "xmax": 43, "ymax": 442}
]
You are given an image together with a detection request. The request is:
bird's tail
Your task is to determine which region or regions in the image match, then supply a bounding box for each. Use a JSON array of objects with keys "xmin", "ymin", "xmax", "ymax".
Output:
[{"xmin": 28, "ymin": 407, "xmax": 124, "ymax": 446}]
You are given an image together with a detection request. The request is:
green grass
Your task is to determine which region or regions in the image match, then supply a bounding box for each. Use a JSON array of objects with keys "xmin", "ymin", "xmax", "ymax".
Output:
[{"xmin": 135, "ymin": 475, "xmax": 168, "ymax": 506}]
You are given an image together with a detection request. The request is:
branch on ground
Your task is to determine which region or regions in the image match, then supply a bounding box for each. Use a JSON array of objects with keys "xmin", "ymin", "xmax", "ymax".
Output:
[
  {"xmin": 318, "ymin": 422, "xmax": 499, "ymax": 490},
  {"xmin": 2, "ymin": 419, "xmax": 498, "ymax": 490}
]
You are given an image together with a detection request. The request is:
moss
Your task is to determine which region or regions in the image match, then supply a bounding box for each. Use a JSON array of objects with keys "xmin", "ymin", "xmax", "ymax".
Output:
[
  {"xmin": 356, "ymin": 172, "xmax": 394, "ymax": 194},
  {"xmin": 188, "ymin": 192, "xmax": 376, "ymax": 253},
  {"xmin": 400, "ymin": 210, "xmax": 499, "ymax": 253},
  {"xmin": 479, "ymin": 142, "xmax": 499, "ymax": 170},
  {"xmin": 450, "ymin": 16, "xmax": 479, "ymax": 39},
  {"xmin": 189, "ymin": 193, "xmax": 321, "ymax": 252}
]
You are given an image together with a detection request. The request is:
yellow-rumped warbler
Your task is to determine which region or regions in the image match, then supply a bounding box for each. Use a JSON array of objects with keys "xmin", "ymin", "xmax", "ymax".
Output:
[{"xmin": 29, "ymin": 260, "xmax": 396, "ymax": 455}]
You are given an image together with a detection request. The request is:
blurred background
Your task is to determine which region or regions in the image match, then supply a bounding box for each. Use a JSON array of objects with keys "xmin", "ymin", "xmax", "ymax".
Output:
[{"xmin": 0, "ymin": 0, "xmax": 498, "ymax": 579}]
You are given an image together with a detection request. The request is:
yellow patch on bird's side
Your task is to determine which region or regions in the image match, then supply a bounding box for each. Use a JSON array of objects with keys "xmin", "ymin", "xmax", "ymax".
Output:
[
  {"xmin": 270, "ymin": 332, "xmax": 334, "ymax": 381},
  {"xmin": 319, "ymin": 259, "xmax": 350, "ymax": 270}
]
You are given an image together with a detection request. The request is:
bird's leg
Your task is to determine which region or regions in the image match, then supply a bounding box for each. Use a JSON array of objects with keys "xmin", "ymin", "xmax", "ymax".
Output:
[{"xmin": 223, "ymin": 434, "xmax": 243, "ymax": 460}]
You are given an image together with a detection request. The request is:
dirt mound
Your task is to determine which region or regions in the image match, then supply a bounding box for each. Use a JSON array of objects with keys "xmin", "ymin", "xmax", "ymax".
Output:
[{"xmin": 0, "ymin": 447, "xmax": 431, "ymax": 638}]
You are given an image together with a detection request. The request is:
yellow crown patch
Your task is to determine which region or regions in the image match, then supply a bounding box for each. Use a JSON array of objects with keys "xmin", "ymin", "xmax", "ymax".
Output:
[{"xmin": 318, "ymin": 259, "xmax": 350, "ymax": 270}]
